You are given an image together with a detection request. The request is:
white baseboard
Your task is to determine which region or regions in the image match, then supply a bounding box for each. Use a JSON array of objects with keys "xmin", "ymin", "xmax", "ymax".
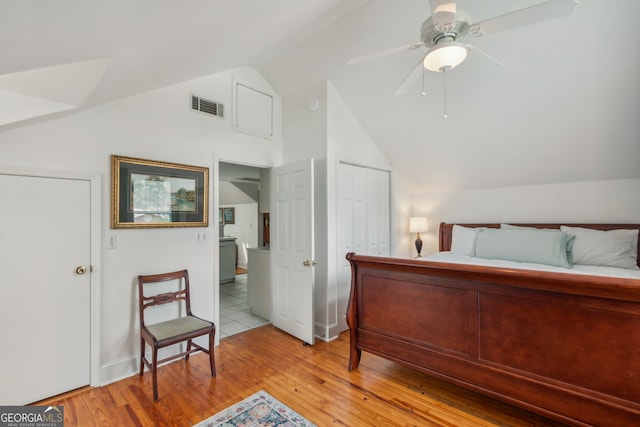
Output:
[
  {"xmin": 100, "ymin": 355, "xmax": 138, "ymax": 386},
  {"xmin": 99, "ymin": 341, "xmax": 213, "ymax": 386},
  {"xmin": 314, "ymin": 322, "xmax": 344, "ymax": 342}
]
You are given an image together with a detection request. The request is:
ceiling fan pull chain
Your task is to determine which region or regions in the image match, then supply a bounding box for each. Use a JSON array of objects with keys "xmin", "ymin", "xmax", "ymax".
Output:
[
  {"xmin": 443, "ymin": 68, "xmax": 448, "ymax": 119},
  {"xmin": 421, "ymin": 66, "xmax": 426, "ymax": 96}
]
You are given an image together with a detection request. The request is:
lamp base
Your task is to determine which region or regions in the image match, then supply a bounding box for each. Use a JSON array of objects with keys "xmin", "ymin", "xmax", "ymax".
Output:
[{"xmin": 414, "ymin": 235, "xmax": 423, "ymax": 257}]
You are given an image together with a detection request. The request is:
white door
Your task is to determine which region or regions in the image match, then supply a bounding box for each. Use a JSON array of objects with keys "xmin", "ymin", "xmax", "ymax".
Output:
[
  {"xmin": 270, "ymin": 159, "xmax": 315, "ymax": 345},
  {"xmin": 0, "ymin": 174, "xmax": 91, "ymax": 405}
]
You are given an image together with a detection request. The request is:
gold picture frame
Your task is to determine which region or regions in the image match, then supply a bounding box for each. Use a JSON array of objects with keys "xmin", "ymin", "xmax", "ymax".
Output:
[{"xmin": 111, "ymin": 155, "xmax": 209, "ymax": 228}]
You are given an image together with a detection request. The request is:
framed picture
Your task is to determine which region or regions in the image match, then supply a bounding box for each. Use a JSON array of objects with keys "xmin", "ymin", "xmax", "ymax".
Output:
[
  {"xmin": 111, "ymin": 155, "xmax": 209, "ymax": 228},
  {"xmin": 222, "ymin": 207, "xmax": 235, "ymax": 224}
]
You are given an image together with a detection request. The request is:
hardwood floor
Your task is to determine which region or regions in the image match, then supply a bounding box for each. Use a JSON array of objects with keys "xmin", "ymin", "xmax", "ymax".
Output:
[{"xmin": 37, "ymin": 325, "xmax": 565, "ymax": 426}]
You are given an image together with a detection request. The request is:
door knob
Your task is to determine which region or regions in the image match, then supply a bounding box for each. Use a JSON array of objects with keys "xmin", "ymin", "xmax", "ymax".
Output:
[
  {"xmin": 75, "ymin": 266, "xmax": 88, "ymax": 275},
  {"xmin": 303, "ymin": 260, "xmax": 316, "ymax": 267}
]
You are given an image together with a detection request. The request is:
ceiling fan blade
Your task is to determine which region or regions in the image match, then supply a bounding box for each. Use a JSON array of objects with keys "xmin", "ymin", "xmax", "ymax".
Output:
[
  {"xmin": 467, "ymin": 44, "xmax": 509, "ymax": 70},
  {"xmin": 468, "ymin": 0, "xmax": 578, "ymax": 39},
  {"xmin": 394, "ymin": 56, "xmax": 427, "ymax": 96},
  {"xmin": 429, "ymin": 0, "xmax": 457, "ymax": 32},
  {"xmin": 347, "ymin": 42, "xmax": 424, "ymax": 65}
]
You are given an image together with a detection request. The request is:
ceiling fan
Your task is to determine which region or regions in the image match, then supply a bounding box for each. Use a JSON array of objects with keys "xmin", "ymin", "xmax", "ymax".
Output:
[{"xmin": 348, "ymin": 0, "xmax": 579, "ymax": 96}]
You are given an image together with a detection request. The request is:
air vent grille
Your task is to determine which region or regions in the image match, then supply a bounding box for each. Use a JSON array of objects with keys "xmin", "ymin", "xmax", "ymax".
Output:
[{"xmin": 191, "ymin": 95, "xmax": 224, "ymax": 118}]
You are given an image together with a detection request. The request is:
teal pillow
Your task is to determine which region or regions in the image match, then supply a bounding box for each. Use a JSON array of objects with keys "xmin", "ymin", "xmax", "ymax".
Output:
[
  {"xmin": 501, "ymin": 223, "xmax": 574, "ymax": 265},
  {"xmin": 476, "ymin": 228, "xmax": 575, "ymax": 268}
]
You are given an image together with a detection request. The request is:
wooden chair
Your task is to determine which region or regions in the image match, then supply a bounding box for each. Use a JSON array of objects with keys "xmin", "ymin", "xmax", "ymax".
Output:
[{"xmin": 137, "ymin": 269, "xmax": 216, "ymax": 401}]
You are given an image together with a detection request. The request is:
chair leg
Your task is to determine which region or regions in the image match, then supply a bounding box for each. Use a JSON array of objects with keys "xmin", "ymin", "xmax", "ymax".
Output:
[
  {"xmin": 152, "ymin": 346, "xmax": 159, "ymax": 401},
  {"xmin": 209, "ymin": 328, "xmax": 216, "ymax": 377},
  {"xmin": 139, "ymin": 338, "xmax": 145, "ymax": 377},
  {"xmin": 185, "ymin": 339, "xmax": 192, "ymax": 361}
]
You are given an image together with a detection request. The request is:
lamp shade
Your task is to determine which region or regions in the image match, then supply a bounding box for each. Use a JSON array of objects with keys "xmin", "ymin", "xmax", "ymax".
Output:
[
  {"xmin": 409, "ymin": 216, "xmax": 429, "ymax": 233},
  {"xmin": 423, "ymin": 41, "xmax": 468, "ymax": 72}
]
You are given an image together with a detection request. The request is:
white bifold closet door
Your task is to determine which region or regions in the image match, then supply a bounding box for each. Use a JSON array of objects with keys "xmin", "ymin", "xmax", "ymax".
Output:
[{"xmin": 336, "ymin": 163, "xmax": 390, "ymax": 332}]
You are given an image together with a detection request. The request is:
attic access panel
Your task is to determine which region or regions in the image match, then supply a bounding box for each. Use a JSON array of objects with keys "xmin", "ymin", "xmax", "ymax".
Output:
[{"xmin": 233, "ymin": 82, "xmax": 273, "ymax": 139}]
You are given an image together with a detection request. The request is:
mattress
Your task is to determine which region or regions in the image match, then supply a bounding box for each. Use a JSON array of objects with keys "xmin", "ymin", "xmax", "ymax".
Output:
[{"xmin": 423, "ymin": 251, "xmax": 640, "ymax": 280}]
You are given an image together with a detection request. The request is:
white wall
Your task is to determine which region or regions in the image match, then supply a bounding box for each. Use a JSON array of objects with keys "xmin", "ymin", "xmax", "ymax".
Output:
[
  {"xmin": 410, "ymin": 178, "xmax": 640, "ymax": 255},
  {"xmin": 323, "ymin": 82, "xmax": 396, "ymax": 339},
  {"xmin": 326, "ymin": 81, "xmax": 390, "ymax": 340},
  {"xmin": 326, "ymin": 80, "xmax": 411, "ymax": 258},
  {"xmin": 280, "ymin": 81, "xmax": 329, "ymax": 340},
  {"xmin": 279, "ymin": 79, "xmax": 400, "ymax": 341},
  {"xmin": 0, "ymin": 66, "xmax": 282, "ymax": 385}
]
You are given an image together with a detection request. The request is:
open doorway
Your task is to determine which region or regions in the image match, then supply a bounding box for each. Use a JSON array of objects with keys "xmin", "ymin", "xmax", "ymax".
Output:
[{"xmin": 218, "ymin": 161, "xmax": 270, "ymax": 338}]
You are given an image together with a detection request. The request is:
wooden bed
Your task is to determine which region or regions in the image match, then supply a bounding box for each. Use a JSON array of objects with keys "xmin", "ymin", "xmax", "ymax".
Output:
[{"xmin": 346, "ymin": 223, "xmax": 640, "ymax": 426}]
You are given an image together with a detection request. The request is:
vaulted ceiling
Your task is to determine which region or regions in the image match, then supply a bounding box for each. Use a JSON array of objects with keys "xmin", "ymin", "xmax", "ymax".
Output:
[{"xmin": 2, "ymin": 0, "xmax": 639, "ymax": 192}]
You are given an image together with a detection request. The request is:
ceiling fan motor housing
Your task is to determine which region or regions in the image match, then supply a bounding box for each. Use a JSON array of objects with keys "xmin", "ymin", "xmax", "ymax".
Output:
[{"xmin": 420, "ymin": 17, "xmax": 469, "ymax": 47}]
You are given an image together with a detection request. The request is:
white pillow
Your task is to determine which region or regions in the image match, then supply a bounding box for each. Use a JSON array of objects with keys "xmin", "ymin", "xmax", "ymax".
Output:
[
  {"xmin": 560, "ymin": 226, "xmax": 639, "ymax": 270},
  {"xmin": 450, "ymin": 225, "xmax": 483, "ymax": 256}
]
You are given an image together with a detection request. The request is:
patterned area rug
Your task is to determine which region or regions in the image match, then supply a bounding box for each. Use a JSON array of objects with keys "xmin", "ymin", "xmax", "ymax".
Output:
[{"xmin": 194, "ymin": 390, "xmax": 317, "ymax": 427}]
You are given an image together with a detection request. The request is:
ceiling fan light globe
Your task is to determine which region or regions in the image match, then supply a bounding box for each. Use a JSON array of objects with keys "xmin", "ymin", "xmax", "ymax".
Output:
[{"xmin": 423, "ymin": 42, "xmax": 467, "ymax": 72}]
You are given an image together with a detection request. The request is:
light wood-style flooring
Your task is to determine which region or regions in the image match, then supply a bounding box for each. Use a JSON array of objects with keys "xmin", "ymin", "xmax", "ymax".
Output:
[{"xmin": 37, "ymin": 325, "xmax": 565, "ymax": 426}]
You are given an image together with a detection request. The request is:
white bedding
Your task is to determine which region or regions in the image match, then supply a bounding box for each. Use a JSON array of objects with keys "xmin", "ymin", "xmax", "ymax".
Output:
[{"xmin": 424, "ymin": 251, "xmax": 640, "ymax": 280}]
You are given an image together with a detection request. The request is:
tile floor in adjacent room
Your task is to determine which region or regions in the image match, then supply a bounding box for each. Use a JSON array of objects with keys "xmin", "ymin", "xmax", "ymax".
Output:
[{"xmin": 219, "ymin": 273, "xmax": 270, "ymax": 339}]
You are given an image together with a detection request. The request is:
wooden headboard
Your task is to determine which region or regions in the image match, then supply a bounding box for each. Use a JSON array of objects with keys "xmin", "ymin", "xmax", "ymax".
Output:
[{"xmin": 438, "ymin": 222, "xmax": 640, "ymax": 268}]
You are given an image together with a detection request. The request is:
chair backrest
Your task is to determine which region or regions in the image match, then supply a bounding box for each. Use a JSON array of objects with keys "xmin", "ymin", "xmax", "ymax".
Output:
[{"xmin": 137, "ymin": 270, "xmax": 193, "ymax": 327}]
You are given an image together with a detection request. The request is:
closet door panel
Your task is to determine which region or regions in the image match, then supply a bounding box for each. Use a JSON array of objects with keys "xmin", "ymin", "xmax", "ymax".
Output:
[{"xmin": 336, "ymin": 164, "xmax": 390, "ymax": 333}]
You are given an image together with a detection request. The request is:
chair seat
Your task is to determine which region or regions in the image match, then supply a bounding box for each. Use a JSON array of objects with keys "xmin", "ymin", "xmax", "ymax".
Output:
[{"xmin": 147, "ymin": 316, "xmax": 212, "ymax": 342}]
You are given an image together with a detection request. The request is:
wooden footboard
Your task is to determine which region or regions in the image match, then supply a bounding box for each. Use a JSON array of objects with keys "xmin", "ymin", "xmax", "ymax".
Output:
[{"xmin": 346, "ymin": 247, "xmax": 640, "ymax": 426}]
